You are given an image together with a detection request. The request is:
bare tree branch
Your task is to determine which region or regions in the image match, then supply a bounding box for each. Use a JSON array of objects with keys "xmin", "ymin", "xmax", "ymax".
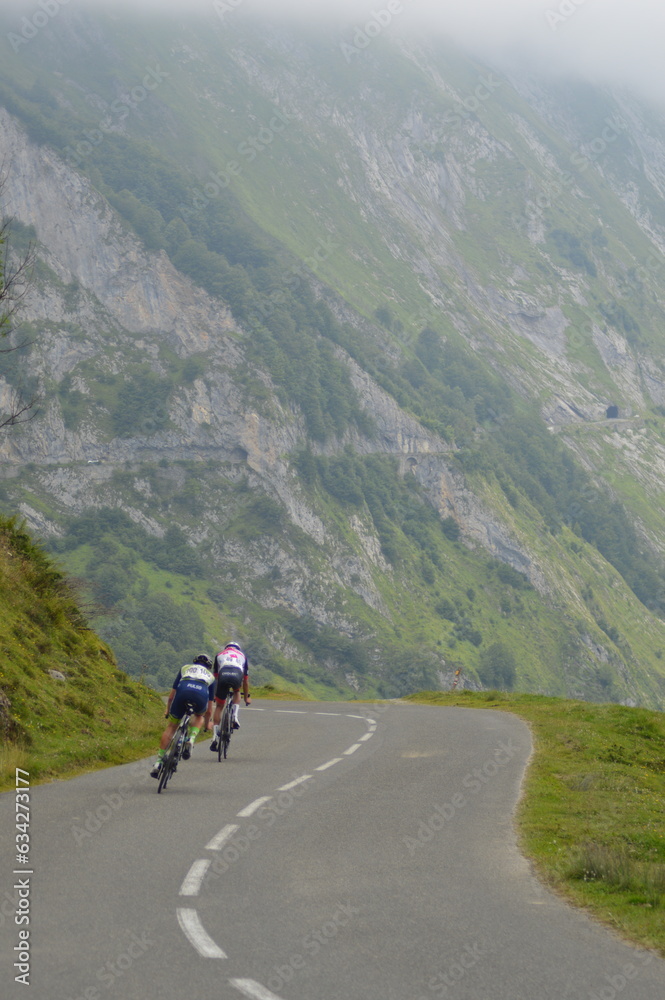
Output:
[
  {"xmin": 0, "ymin": 388, "xmax": 40, "ymax": 429},
  {"xmin": 0, "ymin": 174, "xmax": 41, "ymax": 428},
  {"xmin": 0, "ymin": 218, "xmax": 35, "ymax": 338}
]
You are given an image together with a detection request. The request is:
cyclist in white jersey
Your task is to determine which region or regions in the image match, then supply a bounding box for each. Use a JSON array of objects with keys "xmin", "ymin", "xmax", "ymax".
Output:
[
  {"xmin": 150, "ymin": 654, "xmax": 215, "ymax": 777},
  {"xmin": 210, "ymin": 642, "xmax": 250, "ymax": 751}
]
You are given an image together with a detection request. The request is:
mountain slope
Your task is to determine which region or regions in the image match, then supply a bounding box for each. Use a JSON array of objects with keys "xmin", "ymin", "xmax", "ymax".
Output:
[{"xmin": 1, "ymin": 8, "xmax": 665, "ymax": 705}]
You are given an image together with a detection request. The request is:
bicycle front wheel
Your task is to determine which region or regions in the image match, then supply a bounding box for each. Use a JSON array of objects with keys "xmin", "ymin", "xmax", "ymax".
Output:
[{"xmin": 221, "ymin": 703, "xmax": 232, "ymax": 759}]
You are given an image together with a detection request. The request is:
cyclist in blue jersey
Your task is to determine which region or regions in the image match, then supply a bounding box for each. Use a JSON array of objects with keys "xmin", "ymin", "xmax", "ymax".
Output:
[{"xmin": 150, "ymin": 654, "xmax": 215, "ymax": 778}]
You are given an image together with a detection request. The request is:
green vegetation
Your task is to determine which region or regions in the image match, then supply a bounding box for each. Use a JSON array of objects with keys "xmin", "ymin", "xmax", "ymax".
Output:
[
  {"xmin": 0, "ymin": 516, "xmax": 163, "ymax": 791},
  {"xmin": 1, "ymin": 10, "xmax": 665, "ymax": 708},
  {"xmin": 0, "ymin": 440, "xmax": 653, "ymax": 709},
  {"xmin": 406, "ymin": 690, "xmax": 665, "ymax": 955},
  {"xmin": 549, "ymin": 228, "xmax": 597, "ymax": 276}
]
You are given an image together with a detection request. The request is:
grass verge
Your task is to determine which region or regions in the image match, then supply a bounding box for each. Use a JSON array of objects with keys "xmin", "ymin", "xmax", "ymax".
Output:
[
  {"xmin": 250, "ymin": 683, "xmax": 313, "ymax": 701},
  {"xmin": 0, "ymin": 686, "xmax": 311, "ymax": 793},
  {"xmin": 0, "ymin": 687, "xmax": 163, "ymax": 794},
  {"xmin": 405, "ymin": 689, "xmax": 665, "ymax": 956}
]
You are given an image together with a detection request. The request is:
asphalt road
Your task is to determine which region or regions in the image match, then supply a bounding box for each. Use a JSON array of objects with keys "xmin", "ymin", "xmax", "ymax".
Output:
[{"xmin": 1, "ymin": 700, "xmax": 663, "ymax": 1000}]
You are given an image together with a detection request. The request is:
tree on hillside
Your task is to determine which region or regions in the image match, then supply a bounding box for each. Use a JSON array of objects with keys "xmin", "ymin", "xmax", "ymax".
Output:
[
  {"xmin": 478, "ymin": 641, "xmax": 517, "ymax": 690},
  {"xmin": 0, "ymin": 189, "xmax": 39, "ymax": 429}
]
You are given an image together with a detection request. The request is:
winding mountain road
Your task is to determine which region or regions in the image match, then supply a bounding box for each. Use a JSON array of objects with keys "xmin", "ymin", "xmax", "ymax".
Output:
[{"xmin": 1, "ymin": 701, "xmax": 663, "ymax": 999}]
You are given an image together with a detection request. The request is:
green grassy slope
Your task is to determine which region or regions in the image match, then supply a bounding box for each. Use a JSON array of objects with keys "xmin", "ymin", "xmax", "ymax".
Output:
[{"xmin": 0, "ymin": 516, "xmax": 163, "ymax": 791}]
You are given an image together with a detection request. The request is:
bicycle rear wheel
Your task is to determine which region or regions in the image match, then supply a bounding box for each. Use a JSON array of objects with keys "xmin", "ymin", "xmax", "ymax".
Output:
[
  {"xmin": 158, "ymin": 724, "xmax": 185, "ymax": 792},
  {"xmin": 158, "ymin": 748, "xmax": 174, "ymax": 792},
  {"xmin": 221, "ymin": 701, "xmax": 232, "ymax": 759}
]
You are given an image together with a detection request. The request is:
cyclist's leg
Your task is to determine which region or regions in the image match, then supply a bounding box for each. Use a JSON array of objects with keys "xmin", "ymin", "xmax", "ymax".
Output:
[
  {"xmin": 231, "ymin": 687, "xmax": 242, "ymax": 727},
  {"xmin": 202, "ymin": 699, "xmax": 214, "ymax": 732},
  {"xmin": 150, "ymin": 715, "xmax": 180, "ymax": 776},
  {"xmin": 182, "ymin": 710, "xmax": 205, "ymax": 758},
  {"xmin": 163, "ymin": 687, "xmax": 195, "ymax": 742},
  {"xmin": 153, "ymin": 685, "xmax": 197, "ymax": 772},
  {"xmin": 178, "ymin": 685, "xmax": 208, "ymax": 759},
  {"xmin": 217, "ymin": 668, "xmax": 244, "ymax": 729},
  {"xmin": 224, "ymin": 667, "xmax": 243, "ymax": 726},
  {"xmin": 152, "ymin": 722, "xmax": 177, "ymax": 775},
  {"xmin": 160, "ymin": 720, "xmax": 179, "ymax": 750},
  {"xmin": 213, "ymin": 672, "xmax": 231, "ymax": 726}
]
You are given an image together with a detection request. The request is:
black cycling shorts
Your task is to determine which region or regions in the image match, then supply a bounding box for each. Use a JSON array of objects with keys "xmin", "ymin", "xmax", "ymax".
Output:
[
  {"xmin": 215, "ymin": 666, "xmax": 244, "ymax": 703},
  {"xmin": 169, "ymin": 680, "xmax": 209, "ymax": 720}
]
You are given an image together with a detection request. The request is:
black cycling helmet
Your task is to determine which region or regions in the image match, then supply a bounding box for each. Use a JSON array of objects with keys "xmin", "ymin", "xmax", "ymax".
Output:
[{"xmin": 193, "ymin": 653, "xmax": 213, "ymax": 668}]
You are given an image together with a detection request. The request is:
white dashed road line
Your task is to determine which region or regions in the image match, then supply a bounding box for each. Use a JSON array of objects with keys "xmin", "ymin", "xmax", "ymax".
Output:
[
  {"xmin": 230, "ymin": 979, "xmax": 286, "ymax": 1000},
  {"xmin": 277, "ymin": 775, "xmax": 311, "ymax": 791},
  {"xmin": 275, "ymin": 710, "xmax": 307, "ymax": 714},
  {"xmin": 315, "ymin": 758, "xmax": 342, "ymax": 771},
  {"xmin": 176, "ymin": 706, "xmax": 381, "ymax": 968},
  {"xmin": 205, "ymin": 823, "xmax": 240, "ymax": 851},
  {"xmin": 179, "ymin": 859, "xmax": 211, "ymax": 896},
  {"xmin": 177, "ymin": 908, "xmax": 227, "ymax": 958},
  {"xmin": 237, "ymin": 796, "xmax": 273, "ymax": 818}
]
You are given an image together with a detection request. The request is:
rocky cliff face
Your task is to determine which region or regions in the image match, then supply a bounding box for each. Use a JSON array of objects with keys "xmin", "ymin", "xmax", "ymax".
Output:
[
  {"xmin": 0, "ymin": 106, "xmax": 538, "ymax": 596},
  {"xmin": 3, "ymin": 12, "xmax": 665, "ymax": 705}
]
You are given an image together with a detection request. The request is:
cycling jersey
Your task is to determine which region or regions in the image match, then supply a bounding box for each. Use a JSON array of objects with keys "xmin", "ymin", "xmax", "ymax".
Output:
[
  {"xmin": 214, "ymin": 646, "xmax": 249, "ymax": 676},
  {"xmin": 167, "ymin": 663, "xmax": 216, "ymax": 721},
  {"xmin": 213, "ymin": 645, "xmax": 249, "ymax": 704},
  {"xmin": 178, "ymin": 663, "xmax": 216, "ymax": 687}
]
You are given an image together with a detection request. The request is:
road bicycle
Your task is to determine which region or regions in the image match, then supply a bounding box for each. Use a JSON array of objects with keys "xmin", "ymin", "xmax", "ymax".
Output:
[
  {"xmin": 214, "ymin": 690, "xmax": 251, "ymax": 760},
  {"xmin": 217, "ymin": 691, "xmax": 235, "ymax": 761},
  {"xmin": 157, "ymin": 704, "xmax": 195, "ymax": 793}
]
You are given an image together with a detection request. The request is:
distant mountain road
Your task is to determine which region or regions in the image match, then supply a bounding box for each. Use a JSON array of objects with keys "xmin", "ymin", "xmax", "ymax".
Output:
[{"xmin": 1, "ymin": 701, "xmax": 663, "ymax": 999}]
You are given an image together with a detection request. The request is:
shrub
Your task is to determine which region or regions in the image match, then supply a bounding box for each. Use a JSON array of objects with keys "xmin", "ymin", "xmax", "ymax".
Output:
[{"xmin": 478, "ymin": 641, "xmax": 516, "ymax": 690}]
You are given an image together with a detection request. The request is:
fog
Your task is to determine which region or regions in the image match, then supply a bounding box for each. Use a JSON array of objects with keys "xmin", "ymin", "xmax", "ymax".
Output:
[{"xmin": 5, "ymin": 0, "xmax": 665, "ymax": 106}]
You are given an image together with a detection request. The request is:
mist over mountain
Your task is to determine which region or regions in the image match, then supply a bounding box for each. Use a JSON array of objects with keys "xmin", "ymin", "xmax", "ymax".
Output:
[
  {"xmin": 5, "ymin": 0, "xmax": 665, "ymax": 104},
  {"xmin": 2, "ymin": 3, "xmax": 665, "ymax": 706}
]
